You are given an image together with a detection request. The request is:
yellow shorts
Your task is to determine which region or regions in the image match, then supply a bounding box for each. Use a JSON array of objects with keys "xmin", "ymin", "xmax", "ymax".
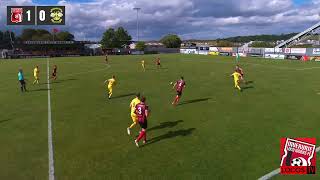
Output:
[
  {"xmin": 131, "ymin": 114, "xmax": 138, "ymax": 123},
  {"xmin": 34, "ymin": 76, "xmax": 39, "ymax": 80},
  {"xmin": 108, "ymin": 85, "xmax": 112, "ymax": 91}
]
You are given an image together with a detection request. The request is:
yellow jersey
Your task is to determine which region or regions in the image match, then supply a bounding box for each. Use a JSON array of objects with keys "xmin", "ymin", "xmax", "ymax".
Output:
[
  {"xmin": 130, "ymin": 97, "xmax": 141, "ymax": 115},
  {"xmin": 232, "ymin": 72, "xmax": 241, "ymax": 81},
  {"xmin": 108, "ymin": 78, "xmax": 116, "ymax": 87},
  {"xmin": 141, "ymin": 60, "xmax": 145, "ymax": 65},
  {"xmin": 34, "ymin": 68, "xmax": 39, "ymax": 77}
]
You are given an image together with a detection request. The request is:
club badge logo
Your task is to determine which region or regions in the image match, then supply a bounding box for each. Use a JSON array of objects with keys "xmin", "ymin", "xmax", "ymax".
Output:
[
  {"xmin": 50, "ymin": 7, "xmax": 63, "ymax": 23},
  {"xmin": 280, "ymin": 138, "xmax": 316, "ymax": 175},
  {"xmin": 11, "ymin": 8, "xmax": 23, "ymax": 23}
]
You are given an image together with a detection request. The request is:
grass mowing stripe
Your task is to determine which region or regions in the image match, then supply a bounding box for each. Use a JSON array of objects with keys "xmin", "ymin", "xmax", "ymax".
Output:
[
  {"xmin": 60, "ymin": 66, "xmax": 110, "ymax": 78},
  {"xmin": 258, "ymin": 146, "xmax": 320, "ymax": 180},
  {"xmin": 47, "ymin": 58, "xmax": 55, "ymax": 180}
]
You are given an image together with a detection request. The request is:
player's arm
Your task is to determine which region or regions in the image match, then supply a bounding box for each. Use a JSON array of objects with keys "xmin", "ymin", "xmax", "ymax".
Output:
[
  {"xmin": 145, "ymin": 106, "xmax": 150, "ymax": 117},
  {"xmin": 104, "ymin": 79, "xmax": 109, "ymax": 84},
  {"xmin": 172, "ymin": 82, "xmax": 177, "ymax": 89}
]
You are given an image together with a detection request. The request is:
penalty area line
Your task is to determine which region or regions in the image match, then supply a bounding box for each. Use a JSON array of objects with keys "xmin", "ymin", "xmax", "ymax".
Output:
[
  {"xmin": 47, "ymin": 58, "xmax": 55, "ymax": 180},
  {"xmin": 258, "ymin": 146, "xmax": 320, "ymax": 180}
]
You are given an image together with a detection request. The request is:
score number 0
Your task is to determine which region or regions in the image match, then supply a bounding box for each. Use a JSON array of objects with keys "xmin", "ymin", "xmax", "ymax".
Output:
[{"xmin": 26, "ymin": 10, "xmax": 46, "ymax": 21}]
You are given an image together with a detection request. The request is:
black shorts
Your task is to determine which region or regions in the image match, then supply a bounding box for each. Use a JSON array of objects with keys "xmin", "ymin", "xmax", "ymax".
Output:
[
  {"xmin": 19, "ymin": 80, "xmax": 25, "ymax": 85},
  {"xmin": 139, "ymin": 120, "xmax": 148, "ymax": 129},
  {"xmin": 157, "ymin": 63, "xmax": 161, "ymax": 65},
  {"xmin": 176, "ymin": 91, "xmax": 182, "ymax": 96},
  {"xmin": 52, "ymin": 72, "xmax": 56, "ymax": 77}
]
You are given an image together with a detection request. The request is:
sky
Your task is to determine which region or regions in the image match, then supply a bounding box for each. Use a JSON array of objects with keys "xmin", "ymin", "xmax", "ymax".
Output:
[{"xmin": 0, "ymin": 0, "xmax": 320, "ymax": 41}]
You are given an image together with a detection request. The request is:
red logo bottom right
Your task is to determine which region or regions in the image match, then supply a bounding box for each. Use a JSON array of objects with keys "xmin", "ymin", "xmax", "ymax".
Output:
[{"xmin": 280, "ymin": 138, "xmax": 316, "ymax": 175}]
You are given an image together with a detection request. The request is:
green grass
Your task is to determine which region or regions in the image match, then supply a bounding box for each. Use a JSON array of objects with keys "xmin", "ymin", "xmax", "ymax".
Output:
[{"xmin": 0, "ymin": 54, "xmax": 319, "ymax": 180}]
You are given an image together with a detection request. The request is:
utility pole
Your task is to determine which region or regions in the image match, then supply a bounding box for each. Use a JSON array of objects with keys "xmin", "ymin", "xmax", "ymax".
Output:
[{"xmin": 133, "ymin": 7, "xmax": 141, "ymax": 42}]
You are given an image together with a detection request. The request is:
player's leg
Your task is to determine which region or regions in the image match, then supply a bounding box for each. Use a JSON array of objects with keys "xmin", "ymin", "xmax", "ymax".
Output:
[
  {"xmin": 173, "ymin": 91, "xmax": 182, "ymax": 105},
  {"xmin": 36, "ymin": 77, "xmax": 39, "ymax": 84},
  {"xmin": 108, "ymin": 86, "xmax": 113, "ymax": 98},
  {"xmin": 235, "ymin": 81, "xmax": 241, "ymax": 91},
  {"xmin": 19, "ymin": 80, "xmax": 24, "ymax": 92},
  {"xmin": 22, "ymin": 80, "xmax": 27, "ymax": 91},
  {"xmin": 136, "ymin": 129, "xmax": 146, "ymax": 142},
  {"xmin": 33, "ymin": 77, "xmax": 37, "ymax": 84},
  {"xmin": 143, "ymin": 121, "xmax": 147, "ymax": 144},
  {"xmin": 127, "ymin": 115, "xmax": 137, "ymax": 135}
]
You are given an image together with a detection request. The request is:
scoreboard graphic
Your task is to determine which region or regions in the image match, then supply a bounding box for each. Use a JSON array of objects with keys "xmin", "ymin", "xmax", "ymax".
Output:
[{"xmin": 7, "ymin": 6, "xmax": 65, "ymax": 25}]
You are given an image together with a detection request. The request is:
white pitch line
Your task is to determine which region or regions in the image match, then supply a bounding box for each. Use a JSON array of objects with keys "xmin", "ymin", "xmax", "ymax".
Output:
[
  {"xmin": 296, "ymin": 67, "xmax": 320, "ymax": 71},
  {"xmin": 258, "ymin": 146, "xmax": 320, "ymax": 180},
  {"xmin": 47, "ymin": 58, "xmax": 55, "ymax": 180}
]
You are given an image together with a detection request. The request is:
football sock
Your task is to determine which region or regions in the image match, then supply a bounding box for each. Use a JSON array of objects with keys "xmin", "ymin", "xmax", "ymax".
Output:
[
  {"xmin": 144, "ymin": 132, "xmax": 147, "ymax": 141},
  {"xmin": 137, "ymin": 131, "xmax": 145, "ymax": 142}
]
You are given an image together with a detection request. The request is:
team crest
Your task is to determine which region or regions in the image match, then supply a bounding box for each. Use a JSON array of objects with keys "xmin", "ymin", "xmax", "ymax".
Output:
[
  {"xmin": 280, "ymin": 138, "xmax": 316, "ymax": 175},
  {"xmin": 50, "ymin": 7, "xmax": 63, "ymax": 23},
  {"xmin": 11, "ymin": 8, "xmax": 23, "ymax": 23}
]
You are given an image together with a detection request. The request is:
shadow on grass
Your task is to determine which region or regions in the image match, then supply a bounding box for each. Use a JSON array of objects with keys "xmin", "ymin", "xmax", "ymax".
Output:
[
  {"xmin": 0, "ymin": 119, "xmax": 13, "ymax": 124},
  {"xmin": 245, "ymin": 80, "xmax": 254, "ymax": 84},
  {"xmin": 111, "ymin": 93, "xmax": 136, "ymax": 99},
  {"xmin": 242, "ymin": 86, "xmax": 254, "ymax": 90},
  {"xmin": 178, "ymin": 98, "xmax": 211, "ymax": 106},
  {"xmin": 144, "ymin": 128, "xmax": 196, "ymax": 146},
  {"xmin": 29, "ymin": 88, "xmax": 51, "ymax": 92},
  {"xmin": 149, "ymin": 120, "xmax": 184, "ymax": 132},
  {"xmin": 45, "ymin": 78, "xmax": 78, "ymax": 84}
]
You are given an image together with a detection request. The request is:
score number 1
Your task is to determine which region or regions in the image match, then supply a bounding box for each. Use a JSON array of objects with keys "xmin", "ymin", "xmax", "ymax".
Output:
[{"xmin": 26, "ymin": 10, "xmax": 46, "ymax": 22}]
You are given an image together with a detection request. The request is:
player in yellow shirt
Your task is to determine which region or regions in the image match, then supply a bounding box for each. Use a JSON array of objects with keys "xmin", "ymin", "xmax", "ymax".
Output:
[
  {"xmin": 141, "ymin": 60, "xmax": 145, "ymax": 72},
  {"xmin": 33, "ymin": 65, "xmax": 40, "ymax": 84},
  {"xmin": 127, "ymin": 93, "xmax": 141, "ymax": 135},
  {"xmin": 230, "ymin": 71, "xmax": 242, "ymax": 91},
  {"xmin": 104, "ymin": 75, "xmax": 116, "ymax": 99}
]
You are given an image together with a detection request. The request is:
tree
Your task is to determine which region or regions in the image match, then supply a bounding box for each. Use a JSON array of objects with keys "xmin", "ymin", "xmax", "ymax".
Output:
[
  {"xmin": 56, "ymin": 31, "xmax": 74, "ymax": 41},
  {"xmin": 3, "ymin": 31, "xmax": 15, "ymax": 41},
  {"xmin": 160, "ymin": 34, "xmax": 182, "ymax": 48},
  {"xmin": 216, "ymin": 40, "xmax": 233, "ymax": 47},
  {"xmin": 115, "ymin": 27, "xmax": 132, "ymax": 47},
  {"xmin": 101, "ymin": 28, "xmax": 116, "ymax": 48},
  {"xmin": 250, "ymin": 41, "xmax": 274, "ymax": 48},
  {"xmin": 101, "ymin": 27, "xmax": 132, "ymax": 48},
  {"xmin": 135, "ymin": 41, "xmax": 146, "ymax": 51},
  {"xmin": 20, "ymin": 29, "xmax": 37, "ymax": 41},
  {"xmin": 0, "ymin": 31, "xmax": 3, "ymax": 42}
]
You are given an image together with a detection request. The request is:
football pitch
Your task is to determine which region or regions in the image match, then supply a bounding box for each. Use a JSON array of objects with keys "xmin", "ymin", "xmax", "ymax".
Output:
[{"xmin": 1, "ymin": 54, "xmax": 320, "ymax": 180}]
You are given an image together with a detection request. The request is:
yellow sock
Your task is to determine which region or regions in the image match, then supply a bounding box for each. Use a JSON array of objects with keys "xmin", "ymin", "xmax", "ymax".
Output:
[{"xmin": 129, "ymin": 122, "xmax": 136, "ymax": 129}]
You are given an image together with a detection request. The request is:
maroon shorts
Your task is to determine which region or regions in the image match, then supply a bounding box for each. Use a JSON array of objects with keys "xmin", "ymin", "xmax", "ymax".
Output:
[
  {"xmin": 139, "ymin": 120, "xmax": 148, "ymax": 129},
  {"xmin": 176, "ymin": 91, "xmax": 182, "ymax": 96}
]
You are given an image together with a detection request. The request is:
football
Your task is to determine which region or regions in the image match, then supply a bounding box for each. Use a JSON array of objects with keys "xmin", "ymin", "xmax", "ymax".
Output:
[{"xmin": 291, "ymin": 158, "xmax": 303, "ymax": 166}]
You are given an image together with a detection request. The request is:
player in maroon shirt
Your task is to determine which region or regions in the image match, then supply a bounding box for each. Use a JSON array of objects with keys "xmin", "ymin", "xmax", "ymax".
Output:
[
  {"xmin": 51, "ymin": 65, "xmax": 57, "ymax": 80},
  {"xmin": 172, "ymin": 76, "xmax": 186, "ymax": 106},
  {"xmin": 134, "ymin": 96, "xmax": 149, "ymax": 147},
  {"xmin": 235, "ymin": 65, "xmax": 246, "ymax": 83},
  {"xmin": 156, "ymin": 57, "xmax": 161, "ymax": 69}
]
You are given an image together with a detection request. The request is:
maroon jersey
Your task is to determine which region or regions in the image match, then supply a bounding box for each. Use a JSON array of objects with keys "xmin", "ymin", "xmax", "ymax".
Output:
[
  {"xmin": 135, "ymin": 102, "xmax": 148, "ymax": 123},
  {"xmin": 156, "ymin": 59, "xmax": 160, "ymax": 64},
  {"xmin": 53, "ymin": 67, "xmax": 57, "ymax": 74},
  {"xmin": 176, "ymin": 80, "xmax": 186, "ymax": 92},
  {"xmin": 236, "ymin": 67, "xmax": 244, "ymax": 75}
]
